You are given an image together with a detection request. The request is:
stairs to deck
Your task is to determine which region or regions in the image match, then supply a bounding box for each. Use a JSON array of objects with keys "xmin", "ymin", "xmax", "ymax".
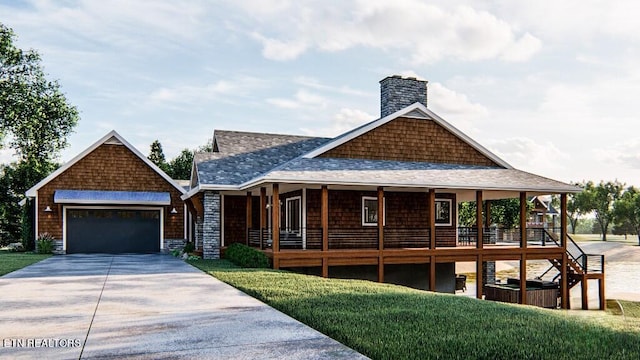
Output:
[{"xmin": 536, "ymin": 230, "xmax": 605, "ymax": 309}]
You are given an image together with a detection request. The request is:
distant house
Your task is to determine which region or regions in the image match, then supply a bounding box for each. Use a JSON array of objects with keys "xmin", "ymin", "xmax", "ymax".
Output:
[{"xmin": 25, "ymin": 76, "xmax": 604, "ymax": 310}]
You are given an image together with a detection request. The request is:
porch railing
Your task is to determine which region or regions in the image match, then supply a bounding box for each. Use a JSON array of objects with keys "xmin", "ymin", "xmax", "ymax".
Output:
[{"xmin": 456, "ymin": 227, "xmax": 563, "ymax": 247}]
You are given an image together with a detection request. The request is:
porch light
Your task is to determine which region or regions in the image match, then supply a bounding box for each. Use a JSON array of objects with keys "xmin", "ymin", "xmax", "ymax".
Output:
[
  {"xmin": 170, "ymin": 207, "xmax": 178, "ymax": 214},
  {"xmin": 44, "ymin": 206, "xmax": 53, "ymax": 212}
]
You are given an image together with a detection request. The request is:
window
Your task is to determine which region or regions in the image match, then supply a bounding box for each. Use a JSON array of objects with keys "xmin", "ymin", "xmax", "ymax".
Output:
[
  {"xmin": 285, "ymin": 196, "xmax": 301, "ymax": 234},
  {"xmin": 362, "ymin": 196, "xmax": 385, "ymax": 226},
  {"xmin": 435, "ymin": 198, "xmax": 452, "ymax": 226}
]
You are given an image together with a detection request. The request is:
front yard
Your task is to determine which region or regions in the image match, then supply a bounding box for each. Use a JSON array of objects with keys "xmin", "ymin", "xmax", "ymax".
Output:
[
  {"xmin": 190, "ymin": 259, "xmax": 640, "ymax": 360},
  {"xmin": 0, "ymin": 251, "xmax": 51, "ymax": 276}
]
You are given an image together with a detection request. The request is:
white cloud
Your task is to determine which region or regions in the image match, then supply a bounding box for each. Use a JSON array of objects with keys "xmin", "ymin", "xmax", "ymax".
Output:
[
  {"xmin": 487, "ymin": 137, "xmax": 570, "ymax": 173},
  {"xmin": 594, "ymin": 139, "xmax": 640, "ymax": 170},
  {"xmin": 147, "ymin": 76, "xmax": 268, "ymax": 107},
  {"xmin": 300, "ymin": 108, "xmax": 374, "ymax": 137},
  {"xmin": 267, "ymin": 89, "xmax": 327, "ymax": 109},
  {"xmin": 230, "ymin": 1, "xmax": 542, "ymax": 64}
]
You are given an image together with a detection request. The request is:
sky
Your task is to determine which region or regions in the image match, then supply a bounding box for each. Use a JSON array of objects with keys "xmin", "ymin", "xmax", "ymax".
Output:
[{"xmin": 2, "ymin": 0, "xmax": 640, "ymax": 186}]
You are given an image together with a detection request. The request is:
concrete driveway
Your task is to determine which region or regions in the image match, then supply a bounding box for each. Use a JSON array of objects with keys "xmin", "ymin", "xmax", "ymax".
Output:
[{"xmin": 0, "ymin": 254, "xmax": 367, "ymax": 359}]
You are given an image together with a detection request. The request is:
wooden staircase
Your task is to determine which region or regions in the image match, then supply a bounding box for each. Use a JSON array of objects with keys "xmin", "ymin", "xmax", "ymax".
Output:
[{"xmin": 537, "ymin": 230, "xmax": 605, "ymax": 309}]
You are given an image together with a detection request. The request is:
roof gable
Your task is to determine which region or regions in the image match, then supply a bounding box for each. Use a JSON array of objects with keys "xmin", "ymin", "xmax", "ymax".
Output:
[
  {"xmin": 303, "ymin": 103, "xmax": 512, "ymax": 169},
  {"xmin": 26, "ymin": 130, "xmax": 186, "ymax": 197}
]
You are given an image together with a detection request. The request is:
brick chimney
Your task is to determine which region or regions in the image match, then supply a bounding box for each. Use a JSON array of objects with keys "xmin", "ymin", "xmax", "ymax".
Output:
[{"xmin": 380, "ymin": 75, "xmax": 428, "ymax": 118}]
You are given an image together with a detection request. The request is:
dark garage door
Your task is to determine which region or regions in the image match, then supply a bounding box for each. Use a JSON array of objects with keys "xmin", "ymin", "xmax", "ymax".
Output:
[{"xmin": 67, "ymin": 209, "xmax": 160, "ymax": 253}]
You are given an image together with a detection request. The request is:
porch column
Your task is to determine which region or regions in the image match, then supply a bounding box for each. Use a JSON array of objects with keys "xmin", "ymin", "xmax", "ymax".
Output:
[
  {"xmin": 485, "ymin": 201, "xmax": 492, "ymax": 228},
  {"xmin": 272, "ymin": 183, "xmax": 280, "ymax": 269},
  {"xmin": 246, "ymin": 192, "xmax": 252, "ymax": 246},
  {"xmin": 321, "ymin": 185, "xmax": 329, "ymax": 278},
  {"xmin": 378, "ymin": 187, "xmax": 384, "ymax": 283},
  {"xmin": 202, "ymin": 191, "xmax": 221, "ymax": 259},
  {"xmin": 560, "ymin": 193, "xmax": 569, "ymax": 309},
  {"xmin": 476, "ymin": 190, "xmax": 484, "ymax": 299},
  {"xmin": 260, "ymin": 187, "xmax": 266, "ymax": 249},
  {"xmin": 519, "ymin": 191, "xmax": 527, "ymax": 305},
  {"xmin": 428, "ymin": 189, "xmax": 436, "ymax": 291}
]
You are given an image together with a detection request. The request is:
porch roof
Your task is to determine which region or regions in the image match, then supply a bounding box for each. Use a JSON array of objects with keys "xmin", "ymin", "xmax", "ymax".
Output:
[{"xmin": 253, "ymin": 158, "xmax": 581, "ymax": 193}]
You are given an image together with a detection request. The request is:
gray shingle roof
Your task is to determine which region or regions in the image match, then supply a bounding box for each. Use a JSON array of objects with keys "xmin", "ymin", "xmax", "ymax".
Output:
[
  {"xmin": 261, "ymin": 158, "xmax": 579, "ymax": 193},
  {"xmin": 192, "ymin": 130, "xmax": 579, "ymax": 194},
  {"xmin": 195, "ymin": 131, "xmax": 331, "ymax": 185}
]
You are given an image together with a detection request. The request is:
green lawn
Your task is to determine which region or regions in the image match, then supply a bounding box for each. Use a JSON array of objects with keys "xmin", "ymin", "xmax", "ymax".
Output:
[
  {"xmin": 190, "ymin": 260, "xmax": 640, "ymax": 360},
  {"xmin": 571, "ymin": 233, "xmax": 638, "ymax": 244},
  {"xmin": 0, "ymin": 251, "xmax": 51, "ymax": 276}
]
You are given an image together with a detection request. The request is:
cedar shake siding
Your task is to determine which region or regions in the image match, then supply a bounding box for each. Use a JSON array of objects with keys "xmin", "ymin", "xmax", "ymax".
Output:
[
  {"xmin": 223, "ymin": 195, "xmax": 246, "ymax": 246},
  {"xmin": 37, "ymin": 143, "xmax": 185, "ymax": 240},
  {"xmin": 305, "ymin": 189, "xmax": 457, "ymax": 247},
  {"xmin": 319, "ymin": 117, "xmax": 501, "ymax": 167}
]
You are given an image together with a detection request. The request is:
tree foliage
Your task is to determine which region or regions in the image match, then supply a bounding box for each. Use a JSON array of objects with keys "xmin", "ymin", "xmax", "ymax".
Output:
[
  {"xmin": 167, "ymin": 148, "xmax": 193, "ymax": 180},
  {"xmin": 566, "ymin": 182, "xmax": 591, "ymax": 234},
  {"xmin": 613, "ymin": 186, "xmax": 640, "ymax": 245},
  {"xmin": 147, "ymin": 140, "xmax": 170, "ymax": 173},
  {"xmin": 458, "ymin": 198, "xmax": 529, "ymax": 229},
  {"xmin": 1, "ymin": 23, "xmax": 79, "ymax": 165},
  {"xmin": 0, "ymin": 23, "xmax": 78, "ymax": 244},
  {"xmin": 581, "ymin": 180, "xmax": 625, "ymax": 241}
]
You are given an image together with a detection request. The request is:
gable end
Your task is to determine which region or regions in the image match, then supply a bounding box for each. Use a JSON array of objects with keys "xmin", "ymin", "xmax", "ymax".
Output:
[{"xmin": 318, "ymin": 117, "xmax": 502, "ymax": 167}]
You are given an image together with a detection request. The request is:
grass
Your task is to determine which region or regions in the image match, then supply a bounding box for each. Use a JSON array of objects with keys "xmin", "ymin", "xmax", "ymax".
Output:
[
  {"xmin": 607, "ymin": 299, "xmax": 640, "ymax": 318},
  {"xmin": 0, "ymin": 250, "xmax": 51, "ymax": 276},
  {"xmin": 190, "ymin": 259, "xmax": 640, "ymax": 360},
  {"xmin": 571, "ymin": 233, "xmax": 638, "ymax": 245}
]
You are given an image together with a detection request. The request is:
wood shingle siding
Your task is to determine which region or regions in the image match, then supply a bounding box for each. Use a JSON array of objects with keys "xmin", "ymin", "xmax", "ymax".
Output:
[
  {"xmin": 38, "ymin": 143, "xmax": 185, "ymax": 239},
  {"xmin": 319, "ymin": 117, "xmax": 500, "ymax": 167},
  {"xmin": 223, "ymin": 195, "xmax": 246, "ymax": 246}
]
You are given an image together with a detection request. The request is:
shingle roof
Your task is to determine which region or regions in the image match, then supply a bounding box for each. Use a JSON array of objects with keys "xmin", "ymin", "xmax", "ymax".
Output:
[
  {"xmin": 195, "ymin": 131, "xmax": 331, "ymax": 185},
  {"xmin": 258, "ymin": 158, "xmax": 580, "ymax": 193}
]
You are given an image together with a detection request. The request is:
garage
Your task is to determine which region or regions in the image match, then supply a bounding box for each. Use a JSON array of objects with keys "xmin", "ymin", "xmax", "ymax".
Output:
[{"xmin": 66, "ymin": 209, "xmax": 161, "ymax": 253}]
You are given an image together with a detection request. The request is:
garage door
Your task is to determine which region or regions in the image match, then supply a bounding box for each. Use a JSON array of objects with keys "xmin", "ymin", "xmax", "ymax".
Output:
[{"xmin": 66, "ymin": 209, "xmax": 160, "ymax": 253}]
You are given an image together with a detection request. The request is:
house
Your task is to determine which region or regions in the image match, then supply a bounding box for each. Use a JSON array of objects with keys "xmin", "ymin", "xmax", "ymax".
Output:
[{"xmin": 25, "ymin": 75, "xmax": 604, "ymax": 310}]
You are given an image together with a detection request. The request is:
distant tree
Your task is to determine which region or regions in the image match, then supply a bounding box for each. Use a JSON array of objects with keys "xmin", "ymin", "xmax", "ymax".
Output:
[
  {"xmin": 613, "ymin": 186, "xmax": 640, "ymax": 245},
  {"xmin": 167, "ymin": 149, "xmax": 193, "ymax": 180},
  {"xmin": 147, "ymin": 140, "xmax": 169, "ymax": 173},
  {"xmin": 566, "ymin": 182, "xmax": 591, "ymax": 234},
  {"xmin": 583, "ymin": 180, "xmax": 625, "ymax": 241},
  {"xmin": 0, "ymin": 23, "xmax": 77, "ymax": 244},
  {"xmin": 457, "ymin": 199, "xmax": 528, "ymax": 229}
]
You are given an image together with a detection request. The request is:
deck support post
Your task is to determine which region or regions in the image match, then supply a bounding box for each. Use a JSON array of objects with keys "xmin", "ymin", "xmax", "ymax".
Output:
[
  {"xmin": 377, "ymin": 187, "xmax": 384, "ymax": 283},
  {"xmin": 519, "ymin": 191, "xmax": 527, "ymax": 305},
  {"xmin": 476, "ymin": 191, "xmax": 484, "ymax": 298},
  {"xmin": 560, "ymin": 193, "xmax": 569, "ymax": 309},
  {"xmin": 246, "ymin": 192, "xmax": 252, "ymax": 246},
  {"xmin": 599, "ymin": 271, "xmax": 606, "ymax": 310},
  {"xmin": 582, "ymin": 275, "xmax": 589, "ymax": 310},
  {"xmin": 260, "ymin": 187, "xmax": 266, "ymax": 250},
  {"xmin": 429, "ymin": 189, "xmax": 436, "ymax": 292},
  {"xmin": 321, "ymin": 185, "xmax": 329, "ymax": 278},
  {"xmin": 272, "ymin": 183, "xmax": 280, "ymax": 269}
]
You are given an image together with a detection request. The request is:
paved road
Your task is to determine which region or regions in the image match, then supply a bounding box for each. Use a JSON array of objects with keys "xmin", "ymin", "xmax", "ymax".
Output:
[{"xmin": 0, "ymin": 254, "xmax": 367, "ymax": 359}]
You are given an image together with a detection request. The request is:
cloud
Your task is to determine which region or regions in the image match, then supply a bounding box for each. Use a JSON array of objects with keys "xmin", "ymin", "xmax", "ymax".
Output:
[
  {"xmin": 146, "ymin": 76, "xmax": 268, "ymax": 107},
  {"xmin": 266, "ymin": 89, "xmax": 327, "ymax": 109},
  {"xmin": 230, "ymin": 1, "xmax": 542, "ymax": 64},
  {"xmin": 595, "ymin": 139, "xmax": 640, "ymax": 170},
  {"xmin": 487, "ymin": 137, "xmax": 570, "ymax": 173},
  {"xmin": 300, "ymin": 108, "xmax": 374, "ymax": 137}
]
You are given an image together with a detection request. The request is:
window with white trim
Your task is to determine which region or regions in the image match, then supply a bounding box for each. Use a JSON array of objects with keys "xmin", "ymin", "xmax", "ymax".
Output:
[{"xmin": 362, "ymin": 196, "xmax": 385, "ymax": 226}]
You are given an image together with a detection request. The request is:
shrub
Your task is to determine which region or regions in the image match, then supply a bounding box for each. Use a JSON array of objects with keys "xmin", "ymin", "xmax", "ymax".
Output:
[
  {"xmin": 183, "ymin": 241, "xmax": 195, "ymax": 254},
  {"xmin": 170, "ymin": 248, "xmax": 181, "ymax": 257},
  {"xmin": 36, "ymin": 233, "xmax": 55, "ymax": 254},
  {"xmin": 224, "ymin": 243, "xmax": 270, "ymax": 268}
]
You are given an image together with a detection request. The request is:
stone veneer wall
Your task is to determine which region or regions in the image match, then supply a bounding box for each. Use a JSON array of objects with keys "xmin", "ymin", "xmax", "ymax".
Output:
[
  {"xmin": 483, "ymin": 261, "xmax": 496, "ymax": 285},
  {"xmin": 164, "ymin": 239, "xmax": 186, "ymax": 252},
  {"xmin": 203, "ymin": 191, "xmax": 221, "ymax": 259}
]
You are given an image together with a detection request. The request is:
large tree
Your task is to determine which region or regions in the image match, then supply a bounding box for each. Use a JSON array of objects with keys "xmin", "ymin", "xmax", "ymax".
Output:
[
  {"xmin": 1, "ymin": 23, "xmax": 79, "ymax": 164},
  {"xmin": 0, "ymin": 23, "xmax": 79, "ymax": 245},
  {"xmin": 167, "ymin": 148, "xmax": 193, "ymax": 180},
  {"xmin": 457, "ymin": 198, "xmax": 529, "ymax": 229},
  {"xmin": 583, "ymin": 180, "xmax": 625, "ymax": 241},
  {"xmin": 613, "ymin": 186, "xmax": 640, "ymax": 245}
]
